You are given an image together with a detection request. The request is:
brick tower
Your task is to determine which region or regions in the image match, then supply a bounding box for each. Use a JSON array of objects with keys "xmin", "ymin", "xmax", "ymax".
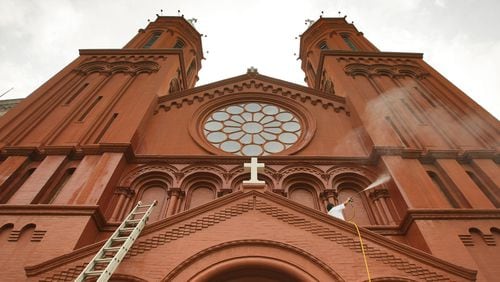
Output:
[{"xmin": 0, "ymin": 16, "xmax": 498, "ymax": 281}]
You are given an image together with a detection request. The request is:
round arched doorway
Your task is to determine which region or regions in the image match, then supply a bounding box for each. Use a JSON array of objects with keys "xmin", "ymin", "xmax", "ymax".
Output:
[
  {"xmin": 193, "ymin": 257, "xmax": 312, "ymax": 282},
  {"xmin": 164, "ymin": 240, "xmax": 343, "ymax": 281}
]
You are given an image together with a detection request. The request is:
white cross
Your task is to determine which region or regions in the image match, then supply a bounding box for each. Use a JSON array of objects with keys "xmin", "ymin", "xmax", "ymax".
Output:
[{"xmin": 243, "ymin": 157, "xmax": 265, "ymax": 185}]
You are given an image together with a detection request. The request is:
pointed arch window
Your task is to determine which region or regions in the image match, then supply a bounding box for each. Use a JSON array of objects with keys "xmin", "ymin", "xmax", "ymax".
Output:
[
  {"xmin": 143, "ymin": 32, "xmax": 162, "ymax": 48},
  {"xmin": 466, "ymin": 170, "xmax": 500, "ymax": 207},
  {"xmin": 307, "ymin": 62, "xmax": 316, "ymax": 81},
  {"xmin": 47, "ymin": 168, "xmax": 75, "ymax": 204},
  {"xmin": 318, "ymin": 40, "xmax": 329, "ymax": 50},
  {"xmin": 173, "ymin": 38, "xmax": 185, "ymax": 48},
  {"xmin": 168, "ymin": 78, "xmax": 181, "ymax": 94},
  {"xmin": 0, "ymin": 167, "xmax": 36, "ymax": 203},
  {"xmin": 427, "ymin": 170, "xmax": 470, "ymax": 208},
  {"xmin": 187, "ymin": 59, "xmax": 196, "ymax": 78},
  {"xmin": 341, "ymin": 34, "xmax": 358, "ymax": 51}
]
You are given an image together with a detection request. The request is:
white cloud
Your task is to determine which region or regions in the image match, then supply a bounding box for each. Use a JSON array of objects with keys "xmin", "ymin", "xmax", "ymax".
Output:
[{"xmin": 0, "ymin": 0, "xmax": 498, "ymax": 118}]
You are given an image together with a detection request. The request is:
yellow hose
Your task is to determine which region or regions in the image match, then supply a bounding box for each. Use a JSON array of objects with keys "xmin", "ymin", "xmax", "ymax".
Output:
[{"xmin": 349, "ymin": 220, "xmax": 372, "ymax": 282}]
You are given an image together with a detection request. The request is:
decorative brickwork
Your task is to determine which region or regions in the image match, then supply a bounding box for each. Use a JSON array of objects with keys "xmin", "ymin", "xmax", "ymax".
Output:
[
  {"xmin": 4, "ymin": 224, "xmax": 46, "ymax": 242},
  {"xmin": 156, "ymin": 77, "xmax": 348, "ymax": 114},
  {"xmin": 459, "ymin": 228, "xmax": 497, "ymax": 247},
  {"xmin": 39, "ymin": 199, "xmax": 253, "ymax": 281},
  {"xmin": 254, "ymin": 199, "xmax": 450, "ymax": 281}
]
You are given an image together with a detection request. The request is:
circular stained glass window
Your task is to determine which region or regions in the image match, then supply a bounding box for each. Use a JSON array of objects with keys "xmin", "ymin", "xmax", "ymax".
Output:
[{"xmin": 203, "ymin": 102, "xmax": 302, "ymax": 156}]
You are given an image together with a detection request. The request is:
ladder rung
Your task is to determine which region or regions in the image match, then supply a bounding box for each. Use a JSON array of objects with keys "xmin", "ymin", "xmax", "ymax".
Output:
[
  {"xmin": 84, "ymin": 270, "xmax": 103, "ymax": 276},
  {"xmin": 126, "ymin": 219, "xmax": 141, "ymax": 224},
  {"xmin": 133, "ymin": 211, "xmax": 147, "ymax": 215},
  {"xmin": 112, "ymin": 236, "xmax": 128, "ymax": 242},
  {"xmin": 76, "ymin": 201, "xmax": 156, "ymax": 281},
  {"xmin": 95, "ymin": 258, "xmax": 112, "ymax": 263},
  {"xmin": 103, "ymin": 246, "xmax": 121, "ymax": 253}
]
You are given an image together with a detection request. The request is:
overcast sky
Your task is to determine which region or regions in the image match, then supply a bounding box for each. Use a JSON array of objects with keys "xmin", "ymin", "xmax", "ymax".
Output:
[{"xmin": 0, "ymin": 0, "xmax": 498, "ymax": 118}]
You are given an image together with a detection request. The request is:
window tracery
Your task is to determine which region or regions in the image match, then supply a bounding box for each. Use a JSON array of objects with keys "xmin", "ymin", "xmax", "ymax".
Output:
[{"xmin": 204, "ymin": 102, "xmax": 302, "ymax": 156}]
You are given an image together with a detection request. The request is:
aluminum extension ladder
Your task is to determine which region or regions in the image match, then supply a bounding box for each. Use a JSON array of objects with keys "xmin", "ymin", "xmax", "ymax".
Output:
[{"xmin": 75, "ymin": 201, "xmax": 157, "ymax": 282}]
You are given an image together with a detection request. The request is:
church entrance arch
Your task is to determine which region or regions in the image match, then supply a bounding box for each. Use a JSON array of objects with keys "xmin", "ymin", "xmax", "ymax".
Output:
[{"xmin": 163, "ymin": 240, "xmax": 343, "ymax": 281}]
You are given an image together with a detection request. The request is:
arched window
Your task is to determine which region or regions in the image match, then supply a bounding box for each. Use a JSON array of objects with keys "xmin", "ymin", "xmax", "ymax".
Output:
[
  {"xmin": 318, "ymin": 40, "xmax": 329, "ymax": 50},
  {"xmin": 341, "ymin": 34, "xmax": 358, "ymax": 51},
  {"xmin": 168, "ymin": 78, "xmax": 181, "ymax": 94},
  {"xmin": 466, "ymin": 170, "xmax": 500, "ymax": 208},
  {"xmin": 187, "ymin": 59, "xmax": 196, "ymax": 78},
  {"xmin": 289, "ymin": 185, "xmax": 317, "ymax": 209},
  {"xmin": 282, "ymin": 172, "xmax": 323, "ymax": 211},
  {"xmin": 0, "ymin": 167, "xmax": 36, "ymax": 203},
  {"xmin": 143, "ymin": 32, "xmax": 162, "ymax": 48},
  {"xmin": 182, "ymin": 173, "xmax": 223, "ymax": 211},
  {"xmin": 173, "ymin": 38, "xmax": 185, "ymax": 48},
  {"xmin": 189, "ymin": 186, "xmax": 215, "ymax": 209},
  {"xmin": 337, "ymin": 187, "xmax": 371, "ymax": 225},
  {"xmin": 307, "ymin": 62, "xmax": 316, "ymax": 81},
  {"xmin": 138, "ymin": 185, "xmax": 168, "ymax": 222},
  {"xmin": 45, "ymin": 168, "xmax": 75, "ymax": 204},
  {"xmin": 323, "ymin": 79, "xmax": 334, "ymax": 94},
  {"xmin": 331, "ymin": 172, "xmax": 385, "ymax": 225},
  {"xmin": 427, "ymin": 171, "xmax": 460, "ymax": 208}
]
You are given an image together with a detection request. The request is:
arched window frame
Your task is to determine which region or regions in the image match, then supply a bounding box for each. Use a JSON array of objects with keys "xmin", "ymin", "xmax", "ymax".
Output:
[
  {"xmin": 109, "ymin": 171, "xmax": 173, "ymax": 222},
  {"xmin": 282, "ymin": 173, "xmax": 324, "ymax": 211},
  {"xmin": 143, "ymin": 31, "xmax": 162, "ymax": 48},
  {"xmin": 425, "ymin": 170, "xmax": 470, "ymax": 208},
  {"xmin": 35, "ymin": 167, "xmax": 76, "ymax": 204},
  {"xmin": 465, "ymin": 169, "xmax": 500, "ymax": 208},
  {"xmin": 168, "ymin": 77, "xmax": 181, "ymax": 94},
  {"xmin": 0, "ymin": 164, "xmax": 38, "ymax": 204},
  {"xmin": 173, "ymin": 38, "xmax": 186, "ymax": 48},
  {"xmin": 306, "ymin": 61, "xmax": 316, "ymax": 83},
  {"xmin": 318, "ymin": 40, "xmax": 329, "ymax": 50},
  {"xmin": 340, "ymin": 32, "xmax": 358, "ymax": 51},
  {"xmin": 331, "ymin": 172, "xmax": 382, "ymax": 225},
  {"xmin": 186, "ymin": 59, "xmax": 196, "ymax": 79},
  {"xmin": 185, "ymin": 182, "xmax": 217, "ymax": 210},
  {"xmin": 288, "ymin": 183, "xmax": 320, "ymax": 210},
  {"xmin": 180, "ymin": 172, "xmax": 222, "ymax": 211}
]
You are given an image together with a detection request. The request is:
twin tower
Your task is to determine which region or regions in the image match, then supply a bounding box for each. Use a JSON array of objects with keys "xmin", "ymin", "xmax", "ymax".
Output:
[{"xmin": 0, "ymin": 16, "xmax": 498, "ymax": 281}]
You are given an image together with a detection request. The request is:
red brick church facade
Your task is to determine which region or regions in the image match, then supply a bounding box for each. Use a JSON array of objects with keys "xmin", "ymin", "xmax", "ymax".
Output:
[{"xmin": 0, "ymin": 16, "xmax": 498, "ymax": 281}]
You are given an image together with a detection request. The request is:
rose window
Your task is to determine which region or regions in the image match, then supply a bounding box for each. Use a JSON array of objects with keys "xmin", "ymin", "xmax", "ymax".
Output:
[{"xmin": 204, "ymin": 102, "xmax": 302, "ymax": 156}]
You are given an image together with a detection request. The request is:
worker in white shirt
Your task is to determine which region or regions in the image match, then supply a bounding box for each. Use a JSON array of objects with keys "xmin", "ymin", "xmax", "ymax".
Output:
[{"xmin": 326, "ymin": 197, "xmax": 353, "ymax": 220}]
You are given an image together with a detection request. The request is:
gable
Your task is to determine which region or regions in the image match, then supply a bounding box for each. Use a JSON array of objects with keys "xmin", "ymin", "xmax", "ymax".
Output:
[
  {"xmin": 136, "ymin": 73, "xmax": 369, "ymax": 158},
  {"xmin": 26, "ymin": 190, "xmax": 475, "ymax": 281}
]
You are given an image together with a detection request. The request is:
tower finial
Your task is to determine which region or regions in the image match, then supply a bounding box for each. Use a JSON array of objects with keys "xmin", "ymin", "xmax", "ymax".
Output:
[{"xmin": 188, "ymin": 18, "xmax": 198, "ymax": 26}]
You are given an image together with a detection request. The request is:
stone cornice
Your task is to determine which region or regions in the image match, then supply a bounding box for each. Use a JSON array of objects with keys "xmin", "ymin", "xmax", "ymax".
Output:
[
  {"xmin": 366, "ymin": 209, "xmax": 500, "ymax": 236},
  {"xmin": 1, "ymin": 144, "xmax": 497, "ymax": 165},
  {"xmin": 0, "ymin": 205, "xmax": 107, "ymax": 229},
  {"xmin": 79, "ymin": 48, "xmax": 184, "ymax": 56},
  {"xmin": 1, "ymin": 145, "xmax": 498, "ymax": 166},
  {"xmin": 321, "ymin": 50, "xmax": 423, "ymax": 59},
  {"xmin": 399, "ymin": 209, "xmax": 500, "ymax": 234}
]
